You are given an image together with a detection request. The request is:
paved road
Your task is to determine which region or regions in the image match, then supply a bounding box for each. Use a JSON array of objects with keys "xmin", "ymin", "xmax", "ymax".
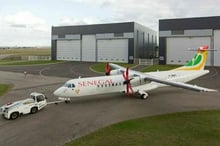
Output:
[
  {"xmin": 0, "ymin": 62, "xmax": 100, "ymax": 78},
  {"xmin": 0, "ymin": 62, "xmax": 220, "ymax": 146}
]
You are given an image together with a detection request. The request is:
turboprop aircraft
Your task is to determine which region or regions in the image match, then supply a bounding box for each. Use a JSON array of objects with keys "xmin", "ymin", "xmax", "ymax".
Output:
[{"xmin": 53, "ymin": 45, "xmax": 217, "ymax": 100}]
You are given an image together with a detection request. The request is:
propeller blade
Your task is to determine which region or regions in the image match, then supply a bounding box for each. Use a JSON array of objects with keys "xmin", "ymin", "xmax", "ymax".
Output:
[
  {"xmin": 122, "ymin": 67, "xmax": 134, "ymax": 96},
  {"xmin": 128, "ymin": 83, "xmax": 134, "ymax": 94},
  {"xmin": 105, "ymin": 63, "xmax": 111, "ymax": 75},
  {"xmin": 126, "ymin": 67, "xmax": 129, "ymax": 80},
  {"xmin": 126, "ymin": 84, "xmax": 129, "ymax": 96}
]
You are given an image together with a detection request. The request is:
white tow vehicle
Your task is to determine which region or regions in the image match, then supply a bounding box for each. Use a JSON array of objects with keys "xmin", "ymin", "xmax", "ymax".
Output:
[{"xmin": 0, "ymin": 92, "xmax": 47, "ymax": 120}]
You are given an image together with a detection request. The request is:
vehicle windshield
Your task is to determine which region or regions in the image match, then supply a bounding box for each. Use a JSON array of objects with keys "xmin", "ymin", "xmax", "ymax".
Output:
[
  {"xmin": 30, "ymin": 95, "xmax": 35, "ymax": 100},
  {"xmin": 64, "ymin": 83, "xmax": 75, "ymax": 88}
]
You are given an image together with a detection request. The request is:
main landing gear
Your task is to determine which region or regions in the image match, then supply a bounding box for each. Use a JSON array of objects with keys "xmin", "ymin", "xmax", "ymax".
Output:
[{"xmin": 137, "ymin": 91, "xmax": 149, "ymax": 100}]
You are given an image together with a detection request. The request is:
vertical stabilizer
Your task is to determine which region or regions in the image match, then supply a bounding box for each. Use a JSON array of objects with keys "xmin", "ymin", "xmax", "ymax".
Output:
[{"xmin": 174, "ymin": 46, "xmax": 208, "ymax": 71}]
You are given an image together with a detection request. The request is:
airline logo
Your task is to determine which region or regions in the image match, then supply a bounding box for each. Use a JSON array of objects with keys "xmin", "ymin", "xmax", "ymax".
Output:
[
  {"xmin": 175, "ymin": 46, "xmax": 208, "ymax": 71},
  {"xmin": 77, "ymin": 79, "xmax": 113, "ymax": 87},
  {"xmin": 75, "ymin": 88, "xmax": 80, "ymax": 94}
]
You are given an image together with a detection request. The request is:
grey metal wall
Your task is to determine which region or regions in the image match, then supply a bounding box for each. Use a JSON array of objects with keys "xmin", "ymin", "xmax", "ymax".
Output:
[
  {"xmin": 134, "ymin": 23, "xmax": 157, "ymax": 61},
  {"xmin": 52, "ymin": 22, "xmax": 134, "ymax": 35},
  {"xmin": 51, "ymin": 40, "xmax": 57, "ymax": 60},
  {"xmin": 51, "ymin": 22, "xmax": 157, "ymax": 63},
  {"xmin": 160, "ymin": 16, "xmax": 220, "ymax": 30},
  {"xmin": 159, "ymin": 16, "xmax": 220, "ymax": 65}
]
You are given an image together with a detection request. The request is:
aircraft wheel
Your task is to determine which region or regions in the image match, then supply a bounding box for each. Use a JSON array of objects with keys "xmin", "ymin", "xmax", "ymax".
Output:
[{"xmin": 141, "ymin": 93, "xmax": 149, "ymax": 100}]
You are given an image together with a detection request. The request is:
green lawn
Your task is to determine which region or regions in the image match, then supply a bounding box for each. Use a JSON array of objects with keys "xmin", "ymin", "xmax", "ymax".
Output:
[
  {"xmin": 0, "ymin": 60, "xmax": 62, "ymax": 66},
  {"xmin": 0, "ymin": 48, "xmax": 50, "ymax": 56},
  {"xmin": 91, "ymin": 63, "xmax": 181, "ymax": 73},
  {"xmin": 0, "ymin": 84, "xmax": 11, "ymax": 96},
  {"xmin": 65, "ymin": 110, "xmax": 220, "ymax": 146},
  {"xmin": 141, "ymin": 64, "xmax": 181, "ymax": 72},
  {"xmin": 90, "ymin": 63, "xmax": 137, "ymax": 73}
]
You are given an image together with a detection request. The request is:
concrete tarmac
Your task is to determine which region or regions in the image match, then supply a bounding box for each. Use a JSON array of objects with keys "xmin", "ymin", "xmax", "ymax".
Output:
[{"xmin": 0, "ymin": 62, "xmax": 220, "ymax": 146}]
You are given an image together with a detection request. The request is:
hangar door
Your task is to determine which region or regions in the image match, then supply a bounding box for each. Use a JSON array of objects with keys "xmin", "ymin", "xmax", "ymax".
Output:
[
  {"xmin": 57, "ymin": 40, "xmax": 80, "ymax": 61},
  {"xmin": 166, "ymin": 37, "xmax": 211, "ymax": 66},
  {"xmin": 82, "ymin": 35, "xmax": 96, "ymax": 62},
  {"xmin": 97, "ymin": 39, "xmax": 128, "ymax": 63},
  {"xmin": 214, "ymin": 30, "xmax": 220, "ymax": 66}
]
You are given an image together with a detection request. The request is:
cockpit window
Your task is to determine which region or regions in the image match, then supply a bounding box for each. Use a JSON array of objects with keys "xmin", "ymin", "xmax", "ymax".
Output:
[{"xmin": 64, "ymin": 83, "xmax": 75, "ymax": 88}]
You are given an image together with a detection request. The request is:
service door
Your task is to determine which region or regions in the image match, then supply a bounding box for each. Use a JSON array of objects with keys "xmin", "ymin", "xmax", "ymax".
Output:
[
  {"xmin": 57, "ymin": 40, "xmax": 80, "ymax": 61},
  {"xmin": 166, "ymin": 37, "xmax": 211, "ymax": 66},
  {"xmin": 97, "ymin": 39, "xmax": 128, "ymax": 63},
  {"xmin": 82, "ymin": 35, "xmax": 96, "ymax": 62},
  {"xmin": 214, "ymin": 30, "xmax": 220, "ymax": 66}
]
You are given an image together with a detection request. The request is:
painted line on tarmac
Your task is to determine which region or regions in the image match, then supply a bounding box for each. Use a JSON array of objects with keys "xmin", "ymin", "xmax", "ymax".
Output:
[
  {"xmin": 89, "ymin": 66, "xmax": 104, "ymax": 75},
  {"xmin": 13, "ymin": 82, "xmax": 64, "ymax": 91},
  {"xmin": 39, "ymin": 67, "xmax": 50, "ymax": 76}
]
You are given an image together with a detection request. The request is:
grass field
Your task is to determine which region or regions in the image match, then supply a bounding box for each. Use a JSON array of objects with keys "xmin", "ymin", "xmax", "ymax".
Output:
[
  {"xmin": 91, "ymin": 63, "xmax": 137, "ymax": 73},
  {"xmin": 0, "ymin": 47, "xmax": 60, "ymax": 65},
  {"xmin": 65, "ymin": 110, "xmax": 220, "ymax": 146},
  {"xmin": 0, "ymin": 48, "xmax": 50, "ymax": 56},
  {"xmin": 141, "ymin": 64, "xmax": 181, "ymax": 72},
  {"xmin": 0, "ymin": 60, "xmax": 62, "ymax": 66},
  {"xmin": 0, "ymin": 84, "xmax": 11, "ymax": 96},
  {"xmin": 91, "ymin": 63, "xmax": 181, "ymax": 73},
  {"xmin": 0, "ymin": 47, "xmax": 51, "ymax": 62}
]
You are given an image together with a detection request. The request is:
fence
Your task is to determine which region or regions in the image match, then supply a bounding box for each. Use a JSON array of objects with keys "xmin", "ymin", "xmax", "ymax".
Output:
[
  {"xmin": 21, "ymin": 56, "xmax": 51, "ymax": 61},
  {"xmin": 138, "ymin": 58, "xmax": 159, "ymax": 65}
]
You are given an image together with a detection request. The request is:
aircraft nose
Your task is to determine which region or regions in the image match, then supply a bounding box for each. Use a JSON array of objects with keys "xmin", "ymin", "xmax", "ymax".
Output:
[{"xmin": 53, "ymin": 88, "xmax": 62, "ymax": 97}]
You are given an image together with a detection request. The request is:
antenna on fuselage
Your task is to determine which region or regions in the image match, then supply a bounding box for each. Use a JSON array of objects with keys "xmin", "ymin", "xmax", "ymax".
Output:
[{"xmin": 78, "ymin": 76, "xmax": 81, "ymax": 79}]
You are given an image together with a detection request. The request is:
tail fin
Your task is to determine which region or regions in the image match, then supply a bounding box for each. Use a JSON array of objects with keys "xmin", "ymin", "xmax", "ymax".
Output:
[{"xmin": 174, "ymin": 46, "xmax": 208, "ymax": 71}]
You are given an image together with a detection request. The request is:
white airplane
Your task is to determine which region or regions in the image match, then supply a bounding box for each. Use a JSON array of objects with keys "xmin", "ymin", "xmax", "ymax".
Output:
[{"xmin": 53, "ymin": 45, "xmax": 217, "ymax": 100}]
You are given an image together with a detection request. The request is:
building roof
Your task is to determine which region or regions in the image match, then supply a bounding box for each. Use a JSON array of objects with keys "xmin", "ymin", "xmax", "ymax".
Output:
[{"xmin": 159, "ymin": 16, "xmax": 220, "ymax": 30}]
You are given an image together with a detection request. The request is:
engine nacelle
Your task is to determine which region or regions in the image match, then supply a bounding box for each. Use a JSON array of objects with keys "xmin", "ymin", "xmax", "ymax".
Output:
[{"xmin": 110, "ymin": 69, "xmax": 122, "ymax": 75}]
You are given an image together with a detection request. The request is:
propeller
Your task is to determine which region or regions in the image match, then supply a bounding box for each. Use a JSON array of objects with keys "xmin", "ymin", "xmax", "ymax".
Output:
[
  {"xmin": 105, "ymin": 63, "xmax": 111, "ymax": 75},
  {"xmin": 122, "ymin": 67, "xmax": 134, "ymax": 96}
]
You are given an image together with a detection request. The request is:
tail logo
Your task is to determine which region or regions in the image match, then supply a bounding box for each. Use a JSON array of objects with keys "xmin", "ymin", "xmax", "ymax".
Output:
[{"xmin": 175, "ymin": 46, "xmax": 208, "ymax": 71}]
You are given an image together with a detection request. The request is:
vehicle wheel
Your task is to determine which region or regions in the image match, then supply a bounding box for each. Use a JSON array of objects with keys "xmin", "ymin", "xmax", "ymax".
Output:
[
  {"xmin": 10, "ymin": 112, "xmax": 19, "ymax": 120},
  {"xmin": 31, "ymin": 107, "xmax": 38, "ymax": 114},
  {"xmin": 141, "ymin": 93, "xmax": 149, "ymax": 100}
]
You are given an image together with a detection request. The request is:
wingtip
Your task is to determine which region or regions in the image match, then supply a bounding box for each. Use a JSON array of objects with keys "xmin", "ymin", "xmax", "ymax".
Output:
[{"xmin": 202, "ymin": 89, "xmax": 218, "ymax": 92}]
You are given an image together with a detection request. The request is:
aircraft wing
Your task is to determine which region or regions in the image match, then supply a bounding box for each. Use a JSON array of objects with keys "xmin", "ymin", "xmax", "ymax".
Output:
[{"xmin": 109, "ymin": 63, "xmax": 217, "ymax": 92}]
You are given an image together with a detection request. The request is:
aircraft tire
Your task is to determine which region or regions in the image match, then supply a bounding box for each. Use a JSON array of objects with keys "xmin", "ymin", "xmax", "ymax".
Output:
[{"xmin": 141, "ymin": 93, "xmax": 149, "ymax": 100}]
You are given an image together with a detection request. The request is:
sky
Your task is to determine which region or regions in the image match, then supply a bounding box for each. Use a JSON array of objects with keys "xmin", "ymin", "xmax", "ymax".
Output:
[{"xmin": 1, "ymin": 0, "xmax": 220, "ymax": 46}]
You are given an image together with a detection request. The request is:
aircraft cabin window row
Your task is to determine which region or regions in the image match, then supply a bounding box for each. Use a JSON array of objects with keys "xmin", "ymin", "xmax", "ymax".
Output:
[{"xmin": 97, "ymin": 82, "xmax": 123, "ymax": 88}]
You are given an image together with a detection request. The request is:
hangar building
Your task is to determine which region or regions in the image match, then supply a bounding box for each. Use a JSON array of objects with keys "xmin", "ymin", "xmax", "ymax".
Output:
[
  {"xmin": 159, "ymin": 16, "xmax": 220, "ymax": 66},
  {"xmin": 51, "ymin": 22, "xmax": 157, "ymax": 63}
]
